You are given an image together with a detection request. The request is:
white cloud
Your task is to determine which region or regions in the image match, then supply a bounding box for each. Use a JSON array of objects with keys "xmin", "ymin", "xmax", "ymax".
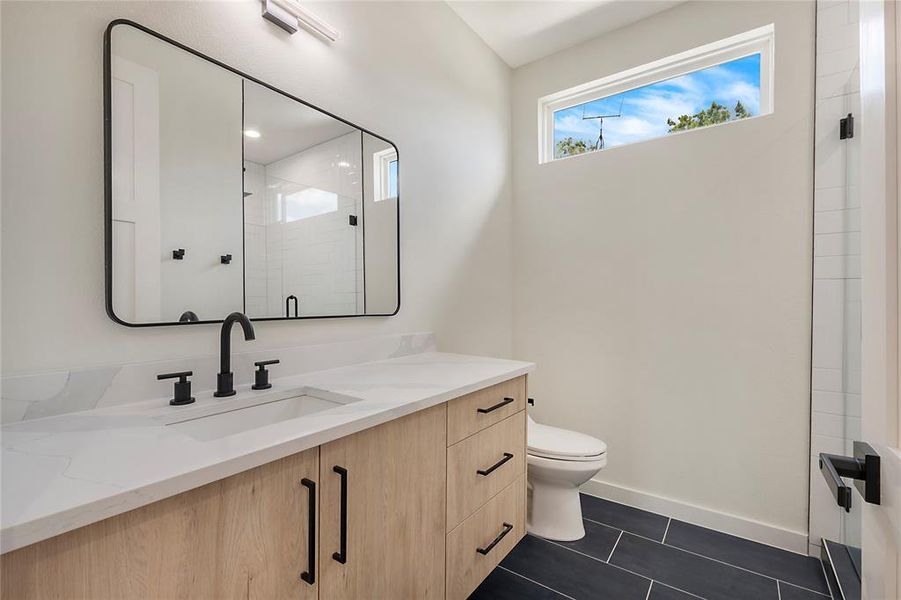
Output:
[{"xmin": 722, "ymin": 80, "xmax": 760, "ymax": 114}]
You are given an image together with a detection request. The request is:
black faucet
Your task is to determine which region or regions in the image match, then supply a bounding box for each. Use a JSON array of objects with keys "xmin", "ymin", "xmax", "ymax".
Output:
[{"xmin": 214, "ymin": 312, "xmax": 256, "ymax": 397}]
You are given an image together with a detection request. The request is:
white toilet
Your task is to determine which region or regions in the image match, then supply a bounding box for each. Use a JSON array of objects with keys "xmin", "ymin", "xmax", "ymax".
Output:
[{"xmin": 526, "ymin": 415, "xmax": 607, "ymax": 541}]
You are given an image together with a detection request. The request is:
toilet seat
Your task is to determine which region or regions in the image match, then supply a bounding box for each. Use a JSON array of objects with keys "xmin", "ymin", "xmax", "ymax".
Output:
[{"xmin": 528, "ymin": 421, "xmax": 607, "ymax": 462}]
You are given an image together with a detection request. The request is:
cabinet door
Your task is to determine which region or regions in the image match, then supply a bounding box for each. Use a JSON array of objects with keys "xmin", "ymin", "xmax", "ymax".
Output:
[
  {"xmin": 1, "ymin": 448, "xmax": 319, "ymax": 600},
  {"xmin": 319, "ymin": 404, "xmax": 447, "ymax": 600}
]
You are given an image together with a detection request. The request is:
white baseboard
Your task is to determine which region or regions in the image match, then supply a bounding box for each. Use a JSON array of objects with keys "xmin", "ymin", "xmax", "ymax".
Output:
[{"xmin": 581, "ymin": 478, "xmax": 809, "ymax": 555}]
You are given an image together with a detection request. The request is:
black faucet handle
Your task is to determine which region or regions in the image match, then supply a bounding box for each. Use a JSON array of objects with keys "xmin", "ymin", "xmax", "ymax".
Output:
[
  {"xmin": 252, "ymin": 360, "xmax": 279, "ymax": 390},
  {"xmin": 157, "ymin": 371, "xmax": 195, "ymax": 406},
  {"xmin": 157, "ymin": 370, "xmax": 192, "ymax": 381}
]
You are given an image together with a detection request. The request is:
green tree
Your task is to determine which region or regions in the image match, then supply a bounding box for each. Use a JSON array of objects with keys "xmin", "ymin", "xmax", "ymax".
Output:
[
  {"xmin": 734, "ymin": 100, "xmax": 751, "ymax": 119},
  {"xmin": 667, "ymin": 101, "xmax": 752, "ymax": 132},
  {"xmin": 555, "ymin": 137, "xmax": 597, "ymax": 158}
]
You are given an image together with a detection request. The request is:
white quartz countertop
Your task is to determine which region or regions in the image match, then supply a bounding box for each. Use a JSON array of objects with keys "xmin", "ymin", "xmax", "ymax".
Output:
[{"xmin": 1, "ymin": 352, "xmax": 534, "ymax": 553}]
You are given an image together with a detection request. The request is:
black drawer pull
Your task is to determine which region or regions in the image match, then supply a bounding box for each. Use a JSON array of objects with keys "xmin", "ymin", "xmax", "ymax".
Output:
[
  {"xmin": 300, "ymin": 478, "xmax": 316, "ymax": 584},
  {"xmin": 477, "ymin": 397, "xmax": 515, "ymax": 414},
  {"xmin": 332, "ymin": 465, "xmax": 348, "ymax": 564},
  {"xmin": 477, "ymin": 453, "xmax": 514, "ymax": 476},
  {"xmin": 477, "ymin": 522, "xmax": 514, "ymax": 555}
]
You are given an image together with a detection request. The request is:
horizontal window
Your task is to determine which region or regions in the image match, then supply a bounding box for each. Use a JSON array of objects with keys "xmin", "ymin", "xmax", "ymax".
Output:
[{"xmin": 539, "ymin": 24, "xmax": 774, "ymax": 163}]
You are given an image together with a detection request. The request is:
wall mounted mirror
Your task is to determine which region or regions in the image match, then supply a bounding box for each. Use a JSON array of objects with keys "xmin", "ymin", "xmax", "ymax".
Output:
[{"xmin": 104, "ymin": 20, "xmax": 399, "ymax": 326}]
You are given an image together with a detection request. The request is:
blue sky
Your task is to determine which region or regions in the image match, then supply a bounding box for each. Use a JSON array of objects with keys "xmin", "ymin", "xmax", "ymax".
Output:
[{"xmin": 554, "ymin": 53, "xmax": 761, "ymax": 154}]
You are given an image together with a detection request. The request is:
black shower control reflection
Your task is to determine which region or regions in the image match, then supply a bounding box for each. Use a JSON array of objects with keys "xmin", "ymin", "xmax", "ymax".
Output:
[{"xmin": 214, "ymin": 312, "xmax": 255, "ymax": 397}]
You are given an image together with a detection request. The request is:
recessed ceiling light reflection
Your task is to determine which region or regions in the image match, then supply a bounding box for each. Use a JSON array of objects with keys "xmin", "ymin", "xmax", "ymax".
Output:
[{"xmin": 244, "ymin": 129, "xmax": 261, "ymax": 139}]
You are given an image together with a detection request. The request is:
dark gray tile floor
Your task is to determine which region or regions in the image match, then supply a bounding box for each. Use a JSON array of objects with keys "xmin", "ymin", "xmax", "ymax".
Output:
[{"xmin": 469, "ymin": 494, "xmax": 832, "ymax": 600}]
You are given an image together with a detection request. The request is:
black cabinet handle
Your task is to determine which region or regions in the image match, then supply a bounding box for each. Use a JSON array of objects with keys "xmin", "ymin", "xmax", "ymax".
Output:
[
  {"xmin": 476, "ymin": 522, "xmax": 513, "ymax": 555},
  {"xmin": 300, "ymin": 478, "xmax": 316, "ymax": 585},
  {"xmin": 477, "ymin": 453, "xmax": 514, "ymax": 476},
  {"xmin": 332, "ymin": 466, "xmax": 348, "ymax": 564},
  {"xmin": 477, "ymin": 397, "xmax": 515, "ymax": 414}
]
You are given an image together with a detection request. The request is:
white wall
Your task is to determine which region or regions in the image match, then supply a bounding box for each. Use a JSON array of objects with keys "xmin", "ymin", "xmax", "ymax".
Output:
[
  {"xmin": 0, "ymin": 1, "xmax": 513, "ymax": 374},
  {"xmin": 511, "ymin": 1, "xmax": 815, "ymax": 548}
]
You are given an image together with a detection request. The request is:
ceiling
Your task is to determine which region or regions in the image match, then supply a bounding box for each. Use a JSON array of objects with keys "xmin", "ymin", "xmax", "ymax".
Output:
[
  {"xmin": 243, "ymin": 80, "xmax": 356, "ymax": 165},
  {"xmin": 446, "ymin": 1, "xmax": 683, "ymax": 68}
]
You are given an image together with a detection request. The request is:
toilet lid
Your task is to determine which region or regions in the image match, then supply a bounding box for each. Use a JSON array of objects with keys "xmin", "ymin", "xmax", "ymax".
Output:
[{"xmin": 528, "ymin": 421, "xmax": 607, "ymax": 460}]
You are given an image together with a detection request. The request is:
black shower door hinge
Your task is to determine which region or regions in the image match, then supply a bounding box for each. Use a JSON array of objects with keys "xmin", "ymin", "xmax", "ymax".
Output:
[
  {"xmin": 349, "ymin": 215, "xmax": 358, "ymax": 226},
  {"xmin": 839, "ymin": 113, "xmax": 854, "ymax": 140}
]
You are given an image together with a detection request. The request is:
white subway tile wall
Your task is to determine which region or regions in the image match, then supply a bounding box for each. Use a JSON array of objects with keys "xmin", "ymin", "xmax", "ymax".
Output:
[
  {"xmin": 809, "ymin": 0, "xmax": 860, "ymax": 555},
  {"xmin": 244, "ymin": 132, "xmax": 364, "ymax": 319}
]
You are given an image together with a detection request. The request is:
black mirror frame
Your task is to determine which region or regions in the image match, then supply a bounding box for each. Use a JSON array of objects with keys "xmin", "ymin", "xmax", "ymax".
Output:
[{"xmin": 103, "ymin": 19, "xmax": 400, "ymax": 327}]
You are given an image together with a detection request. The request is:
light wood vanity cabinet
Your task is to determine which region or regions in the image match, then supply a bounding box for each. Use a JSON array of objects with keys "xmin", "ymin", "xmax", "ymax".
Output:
[
  {"xmin": 0, "ymin": 447, "xmax": 320, "ymax": 599},
  {"xmin": 0, "ymin": 375, "xmax": 528, "ymax": 600},
  {"xmin": 319, "ymin": 403, "xmax": 447, "ymax": 600},
  {"xmin": 445, "ymin": 377, "xmax": 528, "ymax": 600},
  {"xmin": 447, "ymin": 376, "xmax": 526, "ymax": 445}
]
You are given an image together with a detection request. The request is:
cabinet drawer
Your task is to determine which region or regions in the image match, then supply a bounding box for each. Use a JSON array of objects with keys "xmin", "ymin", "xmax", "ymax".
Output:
[
  {"xmin": 447, "ymin": 376, "xmax": 526, "ymax": 445},
  {"xmin": 447, "ymin": 411, "xmax": 525, "ymax": 531},
  {"xmin": 446, "ymin": 476, "xmax": 525, "ymax": 600}
]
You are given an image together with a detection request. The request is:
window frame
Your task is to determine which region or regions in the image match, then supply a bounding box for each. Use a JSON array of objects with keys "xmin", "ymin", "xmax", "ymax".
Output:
[
  {"xmin": 538, "ymin": 23, "xmax": 775, "ymax": 164},
  {"xmin": 373, "ymin": 147, "xmax": 398, "ymax": 201}
]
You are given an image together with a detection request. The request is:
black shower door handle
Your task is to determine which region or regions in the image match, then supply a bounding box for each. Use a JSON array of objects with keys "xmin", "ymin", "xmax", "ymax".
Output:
[{"xmin": 818, "ymin": 441, "xmax": 880, "ymax": 512}]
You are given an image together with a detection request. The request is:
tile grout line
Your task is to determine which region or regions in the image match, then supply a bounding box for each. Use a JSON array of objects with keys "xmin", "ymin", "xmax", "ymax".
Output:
[
  {"xmin": 582, "ymin": 497, "xmax": 820, "ymax": 561},
  {"xmin": 606, "ymin": 530, "xmax": 624, "ymax": 562},
  {"xmin": 779, "ymin": 579, "xmax": 833, "ymax": 599},
  {"xmin": 818, "ymin": 555, "xmax": 837, "ymax": 600},
  {"xmin": 662, "ymin": 517, "xmax": 672, "ymax": 544},
  {"xmin": 496, "ymin": 565, "xmax": 577, "ymax": 600},
  {"xmin": 653, "ymin": 580, "xmax": 707, "ymax": 600},
  {"xmin": 538, "ymin": 535, "xmax": 704, "ymax": 600},
  {"xmin": 655, "ymin": 536, "xmax": 831, "ymax": 597},
  {"xmin": 578, "ymin": 518, "xmax": 829, "ymax": 597},
  {"xmin": 821, "ymin": 541, "xmax": 845, "ymax": 600},
  {"xmin": 645, "ymin": 580, "xmax": 654, "ymax": 600},
  {"xmin": 777, "ymin": 580, "xmax": 783, "ymax": 600}
]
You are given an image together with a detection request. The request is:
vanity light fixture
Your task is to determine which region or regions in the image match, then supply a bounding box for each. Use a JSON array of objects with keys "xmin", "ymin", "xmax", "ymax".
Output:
[
  {"xmin": 244, "ymin": 129, "xmax": 261, "ymax": 139},
  {"xmin": 261, "ymin": 0, "xmax": 340, "ymax": 42}
]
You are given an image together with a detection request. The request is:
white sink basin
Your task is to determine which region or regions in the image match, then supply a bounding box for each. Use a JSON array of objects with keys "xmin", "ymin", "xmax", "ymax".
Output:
[{"xmin": 165, "ymin": 388, "xmax": 359, "ymax": 442}]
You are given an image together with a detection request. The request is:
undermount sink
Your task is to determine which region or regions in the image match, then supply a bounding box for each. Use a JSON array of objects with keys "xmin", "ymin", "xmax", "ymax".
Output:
[{"xmin": 165, "ymin": 388, "xmax": 359, "ymax": 442}]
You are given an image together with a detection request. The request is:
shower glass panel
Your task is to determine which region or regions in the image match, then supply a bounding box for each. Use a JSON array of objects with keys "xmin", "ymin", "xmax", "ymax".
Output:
[{"xmin": 810, "ymin": 0, "xmax": 861, "ymax": 579}]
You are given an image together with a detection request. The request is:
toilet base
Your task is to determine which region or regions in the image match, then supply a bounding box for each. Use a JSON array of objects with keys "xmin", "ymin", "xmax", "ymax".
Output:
[
  {"xmin": 527, "ymin": 479, "xmax": 586, "ymax": 541},
  {"xmin": 526, "ymin": 452, "xmax": 606, "ymax": 542}
]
